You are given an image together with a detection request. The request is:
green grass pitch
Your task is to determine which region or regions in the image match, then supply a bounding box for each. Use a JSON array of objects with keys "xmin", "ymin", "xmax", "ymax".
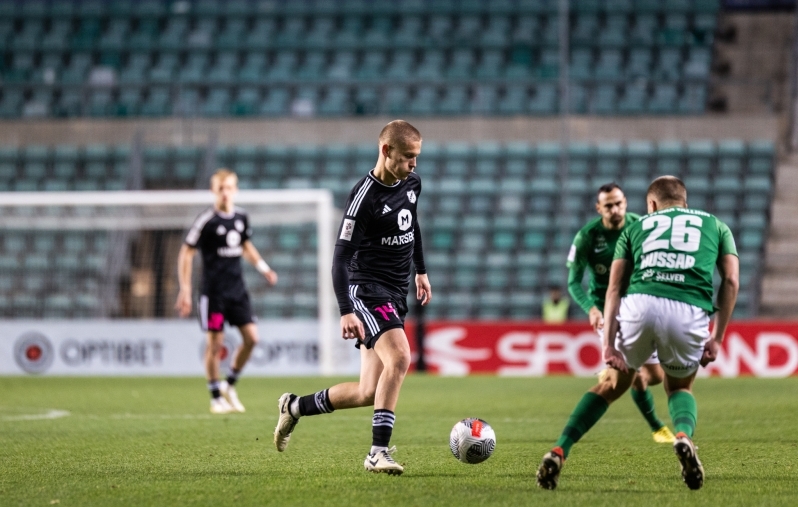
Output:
[{"xmin": 1, "ymin": 375, "xmax": 796, "ymax": 506}]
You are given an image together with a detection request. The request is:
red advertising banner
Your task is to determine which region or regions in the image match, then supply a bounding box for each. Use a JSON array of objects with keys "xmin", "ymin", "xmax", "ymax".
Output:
[{"xmin": 406, "ymin": 321, "xmax": 798, "ymax": 377}]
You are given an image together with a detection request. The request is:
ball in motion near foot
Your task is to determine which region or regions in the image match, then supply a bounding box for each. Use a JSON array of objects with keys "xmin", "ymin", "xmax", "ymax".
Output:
[{"xmin": 449, "ymin": 418, "xmax": 496, "ymax": 464}]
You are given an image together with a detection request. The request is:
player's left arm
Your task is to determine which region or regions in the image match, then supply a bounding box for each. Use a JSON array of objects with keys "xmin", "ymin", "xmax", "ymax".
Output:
[
  {"xmin": 241, "ymin": 240, "xmax": 278, "ymax": 286},
  {"xmin": 602, "ymin": 258, "xmax": 629, "ymax": 373},
  {"xmin": 413, "ymin": 220, "xmax": 431, "ymax": 305},
  {"xmin": 603, "ymin": 229, "xmax": 634, "ymax": 372},
  {"xmin": 702, "ymin": 254, "xmax": 739, "ymax": 366},
  {"xmin": 702, "ymin": 221, "xmax": 740, "ymax": 366}
]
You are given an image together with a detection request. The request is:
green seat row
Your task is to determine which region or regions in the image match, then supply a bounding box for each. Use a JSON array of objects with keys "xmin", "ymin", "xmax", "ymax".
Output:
[{"xmin": 0, "ymin": 0, "xmax": 720, "ymax": 20}]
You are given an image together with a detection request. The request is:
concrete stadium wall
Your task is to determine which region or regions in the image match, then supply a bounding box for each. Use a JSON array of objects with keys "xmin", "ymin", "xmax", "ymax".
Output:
[{"xmin": 0, "ymin": 115, "xmax": 780, "ymax": 146}]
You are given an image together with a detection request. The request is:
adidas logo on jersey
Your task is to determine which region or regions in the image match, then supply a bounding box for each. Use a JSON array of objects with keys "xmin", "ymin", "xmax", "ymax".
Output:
[{"xmin": 382, "ymin": 205, "xmax": 392, "ymax": 214}]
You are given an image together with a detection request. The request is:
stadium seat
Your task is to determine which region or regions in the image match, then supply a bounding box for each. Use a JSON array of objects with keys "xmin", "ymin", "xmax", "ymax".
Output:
[
  {"xmin": 684, "ymin": 175, "xmax": 711, "ymax": 194},
  {"xmin": 745, "ymin": 175, "xmax": 773, "ymax": 194},
  {"xmin": 0, "ymin": 1, "xmax": 720, "ymax": 118},
  {"xmin": 626, "ymin": 48, "xmax": 653, "ymax": 79}
]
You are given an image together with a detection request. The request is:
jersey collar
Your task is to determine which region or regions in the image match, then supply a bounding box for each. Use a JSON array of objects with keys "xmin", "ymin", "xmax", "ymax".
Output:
[
  {"xmin": 368, "ymin": 169, "xmax": 403, "ymax": 188},
  {"xmin": 215, "ymin": 208, "xmax": 235, "ymax": 219}
]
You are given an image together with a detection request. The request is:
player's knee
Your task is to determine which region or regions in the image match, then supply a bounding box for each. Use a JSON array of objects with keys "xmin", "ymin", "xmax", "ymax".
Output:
[
  {"xmin": 646, "ymin": 367, "xmax": 664, "ymax": 386},
  {"xmin": 359, "ymin": 386, "xmax": 377, "ymax": 406},
  {"xmin": 593, "ymin": 372, "xmax": 633, "ymax": 403},
  {"xmin": 391, "ymin": 349, "xmax": 411, "ymax": 375},
  {"xmin": 242, "ymin": 334, "xmax": 259, "ymax": 348}
]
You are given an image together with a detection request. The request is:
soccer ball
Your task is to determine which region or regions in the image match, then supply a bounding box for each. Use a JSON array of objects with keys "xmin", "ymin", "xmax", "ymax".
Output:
[{"xmin": 449, "ymin": 418, "xmax": 496, "ymax": 464}]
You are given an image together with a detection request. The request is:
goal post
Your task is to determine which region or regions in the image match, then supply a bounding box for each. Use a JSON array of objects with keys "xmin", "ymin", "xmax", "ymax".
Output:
[{"xmin": 0, "ymin": 189, "xmax": 350, "ymax": 376}]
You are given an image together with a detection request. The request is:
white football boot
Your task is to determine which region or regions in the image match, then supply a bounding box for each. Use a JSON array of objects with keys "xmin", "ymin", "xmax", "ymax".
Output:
[
  {"xmin": 364, "ymin": 446, "xmax": 403, "ymax": 475},
  {"xmin": 219, "ymin": 381, "xmax": 245, "ymax": 413},
  {"xmin": 274, "ymin": 393, "xmax": 299, "ymax": 452},
  {"xmin": 210, "ymin": 396, "xmax": 235, "ymax": 415}
]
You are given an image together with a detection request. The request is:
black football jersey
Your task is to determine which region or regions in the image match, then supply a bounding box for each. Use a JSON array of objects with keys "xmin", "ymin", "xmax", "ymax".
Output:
[
  {"xmin": 185, "ymin": 207, "xmax": 252, "ymax": 297},
  {"xmin": 336, "ymin": 170, "xmax": 423, "ymax": 297}
]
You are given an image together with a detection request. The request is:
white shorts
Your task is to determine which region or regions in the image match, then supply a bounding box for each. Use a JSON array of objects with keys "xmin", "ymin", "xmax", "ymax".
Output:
[
  {"xmin": 598, "ymin": 327, "xmax": 659, "ymax": 365},
  {"xmin": 615, "ymin": 293, "xmax": 710, "ymax": 378}
]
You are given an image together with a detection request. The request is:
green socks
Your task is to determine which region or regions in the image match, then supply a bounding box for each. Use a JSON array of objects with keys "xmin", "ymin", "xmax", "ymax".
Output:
[
  {"xmin": 668, "ymin": 390, "xmax": 698, "ymax": 437},
  {"xmin": 631, "ymin": 388, "xmax": 666, "ymax": 432},
  {"xmin": 555, "ymin": 392, "xmax": 609, "ymax": 458}
]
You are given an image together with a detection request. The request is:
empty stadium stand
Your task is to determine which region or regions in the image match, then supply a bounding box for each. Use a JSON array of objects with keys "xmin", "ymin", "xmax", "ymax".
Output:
[
  {"xmin": 0, "ymin": 0, "xmax": 718, "ymax": 117},
  {"xmin": 0, "ymin": 138, "xmax": 774, "ymax": 319}
]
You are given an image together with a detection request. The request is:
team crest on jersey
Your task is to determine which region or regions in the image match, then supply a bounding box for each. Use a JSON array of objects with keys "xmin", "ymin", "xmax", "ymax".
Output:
[
  {"xmin": 595, "ymin": 264, "xmax": 607, "ymax": 275},
  {"xmin": 397, "ymin": 209, "xmax": 412, "ymax": 231},
  {"xmin": 407, "ymin": 190, "xmax": 416, "ymax": 203},
  {"xmin": 216, "ymin": 225, "xmax": 226, "ymax": 235},
  {"xmin": 226, "ymin": 230, "xmax": 241, "ymax": 247},
  {"xmin": 234, "ymin": 219, "xmax": 244, "ymax": 232}
]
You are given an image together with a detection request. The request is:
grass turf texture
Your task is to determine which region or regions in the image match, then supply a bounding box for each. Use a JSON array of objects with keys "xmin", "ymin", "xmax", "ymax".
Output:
[{"xmin": 1, "ymin": 376, "xmax": 796, "ymax": 507}]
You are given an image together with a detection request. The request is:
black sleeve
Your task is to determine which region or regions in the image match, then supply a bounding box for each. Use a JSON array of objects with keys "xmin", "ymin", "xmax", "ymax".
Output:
[
  {"xmin": 413, "ymin": 220, "xmax": 427, "ymax": 275},
  {"xmin": 332, "ymin": 179, "xmax": 374, "ymax": 315},
  {"xmin": 242, "ymin": 212, "xmax": 252, "ymax": 243},
  {"xmin": 332, "ymin": 243, "xmax": 356, "ymax": 316},
  {"xmin": 185, "ymin": 209, "xmax": 214, "ymax": 248}
]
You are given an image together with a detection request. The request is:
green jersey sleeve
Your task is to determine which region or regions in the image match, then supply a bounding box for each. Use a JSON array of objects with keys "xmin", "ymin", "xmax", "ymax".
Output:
[
  {"xmin": 566, "ymin": 230, "xmax": 595, "ymax": 314},
  {"xmin": 566, "ymin": 230, "xmax": 588, "ymax": 269},
  {"xmin": 613, "ymin": 227, "xmax": 633, "ymax": 262},
  {"xmin": 717, "ymin": 218, "xmax": 739, "ymax": 257}
]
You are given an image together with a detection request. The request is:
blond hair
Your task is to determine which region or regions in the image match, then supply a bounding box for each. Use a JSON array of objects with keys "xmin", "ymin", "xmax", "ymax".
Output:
[
  {"xmin": 210, "ymin": 168, "xmax": 238, "ymax": 189},
  {"xmin": 378, "ymin": 120, "xmax": 421, "ymax": 147}
]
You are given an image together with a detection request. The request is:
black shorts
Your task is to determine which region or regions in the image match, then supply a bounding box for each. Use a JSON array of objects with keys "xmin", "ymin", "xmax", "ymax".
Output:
[
  {"xmin": 348, "ymin": 283, "xmax": 408, "ymax": 349},
  {"xmin": 198, "ymin": 293, "xmax": 255, "ymax": 332}
]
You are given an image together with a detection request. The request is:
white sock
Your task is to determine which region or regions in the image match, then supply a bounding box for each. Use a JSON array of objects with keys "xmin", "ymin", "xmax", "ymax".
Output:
[
  {"xmin": 370, "ymin": 445, "xmax": 388, "ymax": 456},
  {"xmin": 289, "ymin": 398, "xmax": 301, "ymax": 419}
]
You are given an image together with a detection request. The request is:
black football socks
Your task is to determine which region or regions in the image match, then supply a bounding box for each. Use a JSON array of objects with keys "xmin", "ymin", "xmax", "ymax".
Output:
[
  {"xmin": 208, "ymin": 380, "xmax": 221, "ymax": 399},
  {"xmin": 294, "ymin": 389, "xmax": 335, "ymax": 417},
  {"xmin": 226, "ymin": 367, "xmax": 241, "ymax": 386},
  {"xmin": 371, "ymin": 409, "xmax": 396, "ymax": 455}
]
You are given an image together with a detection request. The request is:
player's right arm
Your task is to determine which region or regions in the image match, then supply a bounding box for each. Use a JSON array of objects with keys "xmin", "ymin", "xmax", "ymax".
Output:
[
  {"xmin": 332, "ymin": 181, "xmax": 373, "ymax": 340},
  {"xmin": 175, "ymin": 244, "xmax": 196, "ymax": 317},
  {"xmin": 567, "ymin": 231, "xmax": 603, "ymax": 331},
  {"xmin": 177, "ymin": 209, "xmax": 212, "ymax": 317}
]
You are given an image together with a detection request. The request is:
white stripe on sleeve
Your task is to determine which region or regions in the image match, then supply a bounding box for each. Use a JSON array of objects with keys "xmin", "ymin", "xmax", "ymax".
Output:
[
  {"xmin": 185, "ymin": 209, "xmax": 215, "ymax": 246},
  {"xmin": 346, "ymin": 180, "xmax": 373, "ymax": 217}
]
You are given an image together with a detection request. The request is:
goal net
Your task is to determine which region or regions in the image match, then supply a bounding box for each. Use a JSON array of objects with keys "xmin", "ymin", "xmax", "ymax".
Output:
[{"xmin": 0, "ymin": 189, "xmax": 352, "ymax": 375}]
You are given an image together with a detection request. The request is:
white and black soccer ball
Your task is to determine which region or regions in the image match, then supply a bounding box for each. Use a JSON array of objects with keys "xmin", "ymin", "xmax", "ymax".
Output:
[{"xmin": 449, "ymin": 418, "xmax": 496, "ymax": 464}]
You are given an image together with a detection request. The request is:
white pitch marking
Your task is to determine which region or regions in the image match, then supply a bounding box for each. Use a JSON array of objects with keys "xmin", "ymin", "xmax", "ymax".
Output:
[{"xmin": 1, "ymin": 409, "xmax": 71, "ymax": 421}]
